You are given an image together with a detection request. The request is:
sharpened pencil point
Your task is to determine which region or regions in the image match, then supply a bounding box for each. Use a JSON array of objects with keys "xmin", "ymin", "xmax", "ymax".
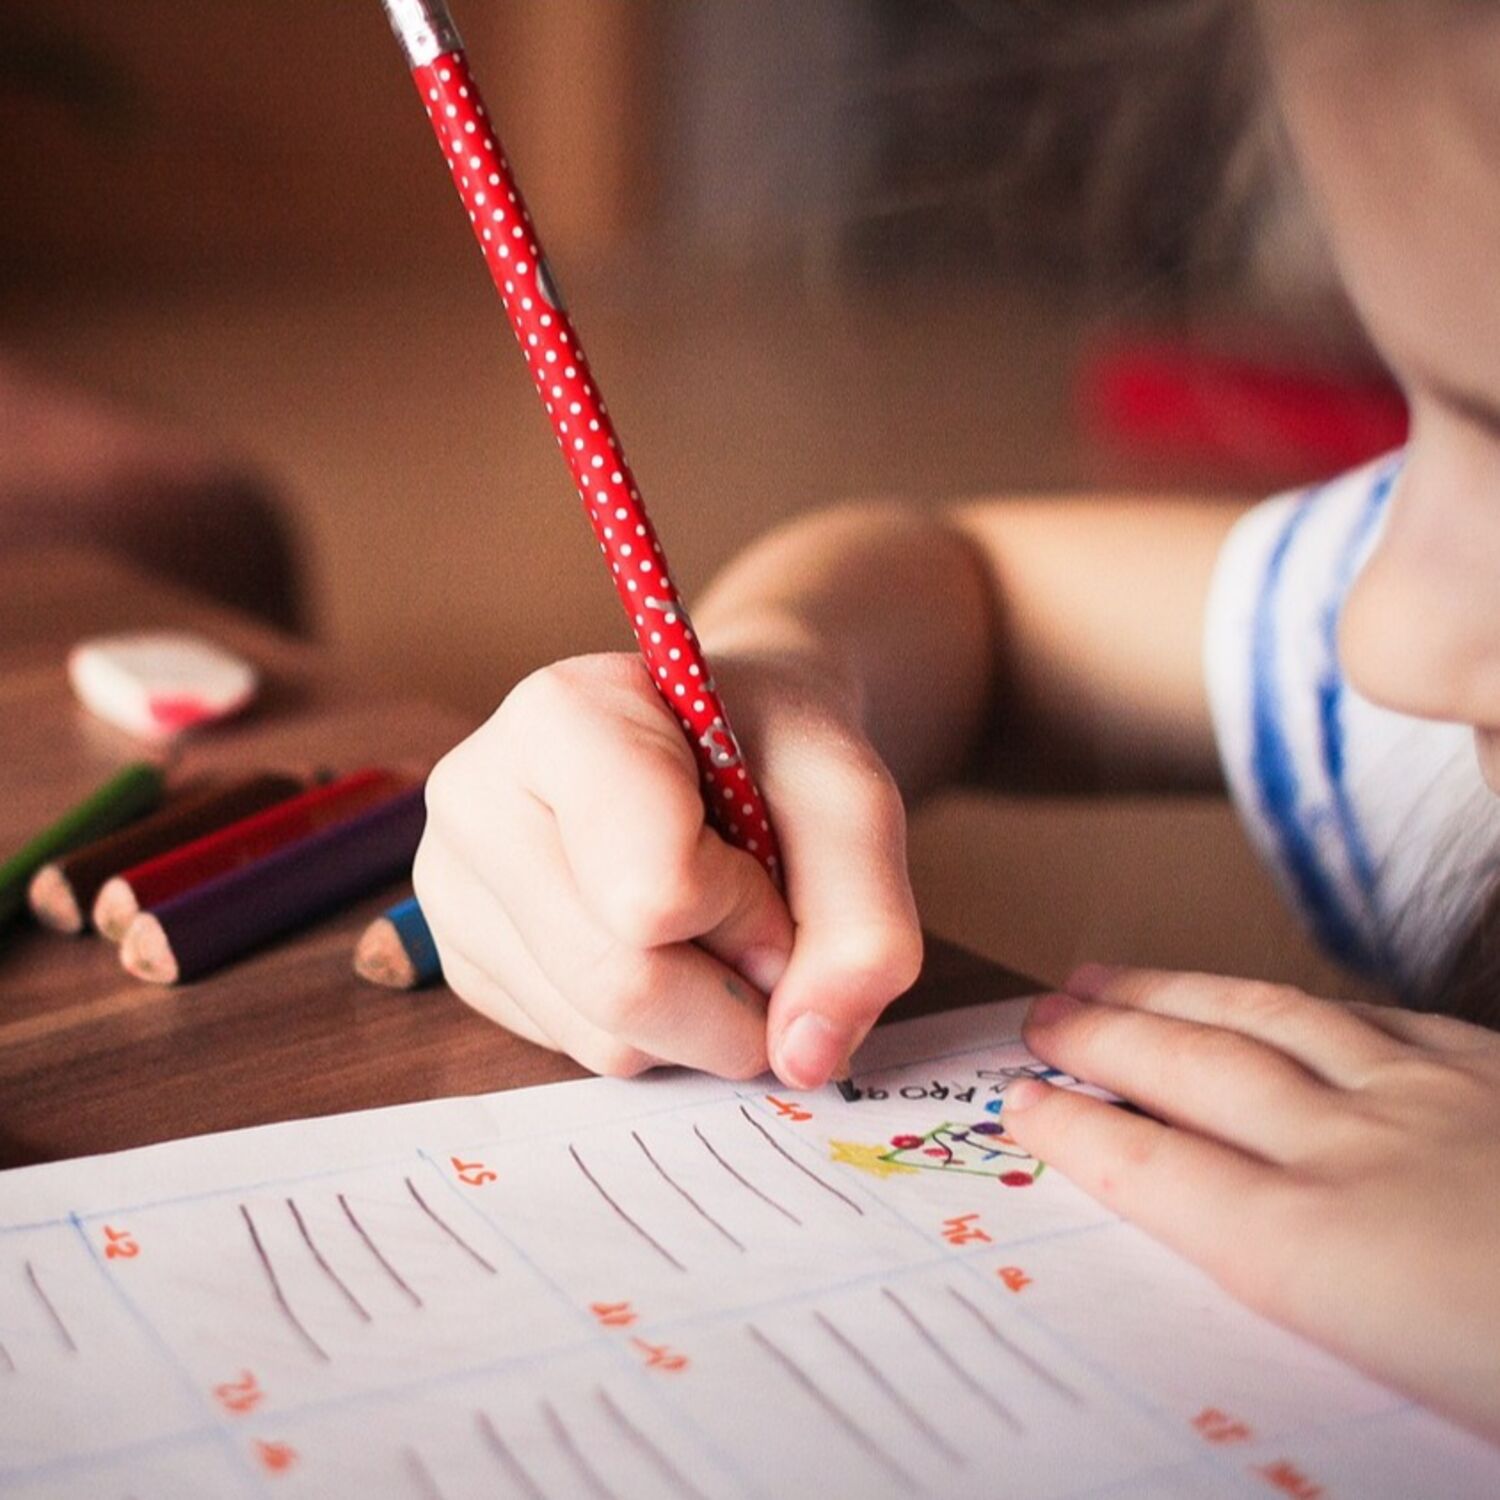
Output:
[
  {"xmin": 119, "ymin": 912, "xmax": 179, "ymax": 986},
  {"xmin": 353, "ymin": 917, "xmax": 419, "ymax": 990},
  {"xmin": 92, "ymin": 876, "xmax": 139, "ymax": 943},
  {"xmin": 28, "ymin": 864, "xmax": 84, "ymax": 934},
  {"xmin": 835, "ymin": 1078, "xmax": 859, "ymax": 1102}
]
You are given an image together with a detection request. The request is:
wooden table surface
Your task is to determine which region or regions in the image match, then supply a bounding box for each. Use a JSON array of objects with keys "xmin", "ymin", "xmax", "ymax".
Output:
[{"xmin": 0, "ymin": 549, "xmax": 1034, "ymax": 1171}]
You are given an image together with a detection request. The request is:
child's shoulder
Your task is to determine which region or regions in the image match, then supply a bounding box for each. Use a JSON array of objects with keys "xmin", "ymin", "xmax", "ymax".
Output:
[
  {"xmin": 1212, "ymin": 452, "xmax": 1405, "ymax": 627},
  {"xmin": 1201, "ymin": 449, "xmax": 1497, "ymax": 1000}
]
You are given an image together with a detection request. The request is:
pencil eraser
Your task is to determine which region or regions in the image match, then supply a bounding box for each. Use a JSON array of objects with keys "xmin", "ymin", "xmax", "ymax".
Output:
[{"xmin": 68, "ymin": 632, "xmax": 259, "ymax": 742}]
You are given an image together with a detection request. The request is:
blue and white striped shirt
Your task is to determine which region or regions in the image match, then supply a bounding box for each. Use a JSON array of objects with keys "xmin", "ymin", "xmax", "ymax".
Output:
[{"xmin": 1205, "ymin": 453, "xmax": 1499, "ymax": 995}]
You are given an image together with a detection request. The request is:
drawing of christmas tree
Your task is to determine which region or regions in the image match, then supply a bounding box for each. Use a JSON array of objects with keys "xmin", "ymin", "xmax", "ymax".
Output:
[{"xmin": 881, "ymin": 1120, "xmax": 1045, "ymax": 1187}]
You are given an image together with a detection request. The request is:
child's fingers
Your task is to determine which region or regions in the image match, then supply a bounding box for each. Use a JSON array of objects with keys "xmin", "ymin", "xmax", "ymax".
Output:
[
  {"xmin": 436, "ymin": 921, "xmax": 661, "ymax": 1079},
  {"xmin": 1344, "ymin": 1001, "xmax": 1498, "ymax": 1054},
  {"xmin": 762, "ymin": 750, "xmax": 924, "ymax": 1089},
  {"xmin": 513, "ymin": 661, "xmax": 795, "ymax": 991},
  {"xmin": 688, "ymin": 827, "xmax": 798, "ymax": 994},
  {"xmin": 425, "ymin": 925, "xmax": 559, "ymax": 1053},
  {"xmin": 1001, "ymin": 1081, "xmax": 1287, "ymax": 1296},
  {"xmin": 1063, "ymin": 965, "xmax": 1407, "ymax": 1087},
  {"xmin": 416, "ymin": 835, "xmax": 658, "ymax": 1076},
  {"xmin": 1023, "ymin": 993, "xmax": 1342, "ymax": 1162},
  {"xmin": 480, "ymin": 793, "xmax": 773, "ymax": 1079}
]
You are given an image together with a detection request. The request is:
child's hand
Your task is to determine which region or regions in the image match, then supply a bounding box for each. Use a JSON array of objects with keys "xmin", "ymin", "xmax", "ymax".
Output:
[
  {"xmin": 1003, "ymin": 967, "xmax": 1500, "ymax": 1443},
  {"xmin": 415, "ymin": 651, "xmax": 922, "ymax": 1087}
]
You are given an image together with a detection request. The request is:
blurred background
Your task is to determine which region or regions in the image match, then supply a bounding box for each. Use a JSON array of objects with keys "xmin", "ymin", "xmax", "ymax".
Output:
[{"xmin": 0, "ymin": 0, "xmax": 1404, "ymax": 995}]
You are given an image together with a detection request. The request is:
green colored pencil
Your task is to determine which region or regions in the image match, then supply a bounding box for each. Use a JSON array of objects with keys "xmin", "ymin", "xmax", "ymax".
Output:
[{"xmin": 0, "ymin": 762, "xmax": 165, "ymax": 928}]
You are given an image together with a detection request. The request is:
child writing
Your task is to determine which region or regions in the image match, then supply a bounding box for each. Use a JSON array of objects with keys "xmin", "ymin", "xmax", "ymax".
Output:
[{"xmin": 415, "ymin": 0, "xmax": 1500, "ymax": 1445}]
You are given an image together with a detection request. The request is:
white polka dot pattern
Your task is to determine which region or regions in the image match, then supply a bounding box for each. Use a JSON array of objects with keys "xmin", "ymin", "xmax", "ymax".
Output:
[{"xmin": 407, "ymin": 47, "xmax": 780, "ymax": 878}]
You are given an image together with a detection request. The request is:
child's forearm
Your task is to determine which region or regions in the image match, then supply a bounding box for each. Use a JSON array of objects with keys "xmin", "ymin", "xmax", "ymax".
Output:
[
  {"xmin": 696, "ymin": 495, "xmax": 1244, "ymax": 798},
  {"xmin": 694, "ymin": 502, "xmax": 994, "ymax": 799}
]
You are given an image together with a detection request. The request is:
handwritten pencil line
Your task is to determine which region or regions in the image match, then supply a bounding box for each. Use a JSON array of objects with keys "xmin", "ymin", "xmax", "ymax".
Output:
[
  {"xmin": 338, "ymin": 1193, "xmax": 423, "ymax": 1307},
  {"xmin": 404, "ymin": 1177, "xmax": 497, "ymax": 1274},
  {"xmin": 287, "ymin": 1198, "xmax": 371, "ymax": 1323},
  {"xmin": 0, "ymin": 1339, "xmax": 13, "ymax": 1373},
  {"xmin": 946, "ymin": 1284, "xmax": 1084, "ymax": 1406},
  {"xmin": 881, "ymin": 1286, "xmax": 1022, "ymax": 1434},
  {"xmin": 745, "ymin": 1324, "xmax": 918, "ymax": 1488},
  {"xmin": 812, "ymin": 1310, "xmax": 965, "ymax": 1464},
  {"xmin": 239, "ymin": 1204, "xmax": 329, "ymax": 1363},
  {"xmin": 595, "ymin": 1386, "xmax": 713, "ymax": 1500},
  {"xmin": 631, "ymin": 1130, "xmax": 746, "ymax": 1251},
  {"xmin": 568, "ymin": 1144, "xmax": 686, "ymax": 1273},
  {"xmin": 738, "ymin": 1105, "xmax": 864, "ymax": 1215},
  {"xmin": 543, "ymin": 1398, "xmax": 621, "ymax": 1500},
  {"xmin": 402, "ymin": 1445, "xmax": 448, "ymax": 1500},
  {"xmin": 25, "ymin": 1261, "xmax": 77, "ymax": 1354},
  {"xmin": 692, "ymin": 1125, "xmax": 801, "ymax": 1226},
  {"xmin": 475, "ymin": 1410, "xmax": 547, "ymax": 1500}
]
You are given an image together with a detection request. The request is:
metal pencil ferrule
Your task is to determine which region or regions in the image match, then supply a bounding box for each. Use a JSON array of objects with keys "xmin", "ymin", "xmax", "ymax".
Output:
[{"xmin": 380, "ymin": 0, "xmax": 464, "ymax": 68}]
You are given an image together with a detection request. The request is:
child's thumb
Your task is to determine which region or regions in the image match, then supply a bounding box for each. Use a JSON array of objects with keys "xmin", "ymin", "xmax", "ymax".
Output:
[{"xmin": 762, "ymin": 759, "xmax": 924, "ymax": 1090}]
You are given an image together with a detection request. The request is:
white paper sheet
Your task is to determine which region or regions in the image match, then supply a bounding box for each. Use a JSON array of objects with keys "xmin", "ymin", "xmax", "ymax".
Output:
[{"xmin": 1, "ymin": 998, "xmax": 1495, "ymax": 1498}]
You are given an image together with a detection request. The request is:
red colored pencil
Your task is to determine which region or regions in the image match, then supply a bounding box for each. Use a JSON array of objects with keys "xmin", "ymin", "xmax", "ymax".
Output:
[
  {"xmin": 92, "ymin": 769, "xmax": 404, "ymax": 941},
  {"xmin": 28, "ymin": 772, "xmax": 303, "ymax": 934},
  {"xmin": 120, "ymin": 786, "xmax": 427, "ymax": 985},
  {"xmin": 379, "ymin": 0, "xmax": 779, "ymax": 880}
]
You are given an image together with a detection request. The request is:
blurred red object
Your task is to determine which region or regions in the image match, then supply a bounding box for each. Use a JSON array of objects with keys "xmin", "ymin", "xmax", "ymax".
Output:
[{"xmin": 1078, "ymin": 337, "xmax": 1409, "ymax": 479}]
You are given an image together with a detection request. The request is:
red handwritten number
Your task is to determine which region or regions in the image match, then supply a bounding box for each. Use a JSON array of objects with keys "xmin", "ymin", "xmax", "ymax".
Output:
[
  {"xmin": 255, "ymin": 1440, "xmax": 298, "ymax": 1474},
  {"xmin": 102, "ymin": 1226, "xmax": 139, "ymax": 1260},
  {"xmin": 631, "ymin": 1338, "xmax": 689, "ymax": 1372},
  {"xmin": 942, "ymin": 1213, "xmax": 992, "ymax": 1246},
  {"xmin": 450, "ymin": 1156, "xmax": 497, "ymax": 1187},
  {"xmin": 997, "ymin": 1266, "xmax": 1032, "ymax": 1293},
  {"xmin": 214, "ymin": 1371, "xmax": 265, "ymax": 1415},
  {"xmin": 765, "ymin": 1096, "xmax": 812, "ymax": 1123},
  {"xmin": 1255, "ymin": 1461, "xmax": 1323, "ymax": 1499},
  {"xmin": 591, "ymin": 1300, "xmax": 638, "ymax": 1328},
  {"xmin": 1193, "ymin": 1407, "xmax": 1253, "ymax": 1445}
]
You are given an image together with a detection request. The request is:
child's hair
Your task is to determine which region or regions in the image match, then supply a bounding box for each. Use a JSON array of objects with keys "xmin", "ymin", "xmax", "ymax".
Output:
[
  {"xmin": 1345, "ymin": 725, "xmax": 1500, "ymax": 1028},
  {"xmin": 1414, "ymin": 803, "xmax": 1500, "ymax": 1030},
  {"xmin": 862, "ymin": 0, "xmax": 1333, "ymax": 302}
]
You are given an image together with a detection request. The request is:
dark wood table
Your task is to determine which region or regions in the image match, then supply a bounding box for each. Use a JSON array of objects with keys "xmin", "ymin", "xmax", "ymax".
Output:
[{"xmin": 0, "ymin": 549, "xmax": 1033, "ymax": 1170}]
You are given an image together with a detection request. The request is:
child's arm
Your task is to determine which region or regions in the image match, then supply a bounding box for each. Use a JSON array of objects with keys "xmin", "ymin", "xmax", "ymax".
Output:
[
  {"xmin": 1003, "ymin": 968, "xmax": 1500, "ymax": 1444},
  {"xmin": 695, "ymin": 496, "xmax": 1243, "ymax": 798},
  {"xmin": 416, "ymin": 494, "xmax": 1242, "ymax": 1087}
]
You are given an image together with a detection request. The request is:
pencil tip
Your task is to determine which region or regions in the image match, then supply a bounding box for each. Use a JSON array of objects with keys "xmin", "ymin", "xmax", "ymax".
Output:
[
  {"xmin": 28, "ymin": 865, "xmax": 83, "ymax": 934},
  {"xmin": 834, "ymin": 1077, "xmax": 859, "ymax": 1102},
  {"xmin": 120, "ymin": 913, "xmax": 179, "ymax": 985},
  {"xmin": 354, "ymin": 918, "xmax": 417, "ymax": 990},
  {"xmin": 92, "ymin": 878, "xmax": 138, "ymax": 943}
]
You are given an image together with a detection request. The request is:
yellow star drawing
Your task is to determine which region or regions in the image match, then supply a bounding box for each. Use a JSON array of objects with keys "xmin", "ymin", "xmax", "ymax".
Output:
[{"xmin": 828, "ymin": 1140, "xmax": 919, "ymax": 1179}]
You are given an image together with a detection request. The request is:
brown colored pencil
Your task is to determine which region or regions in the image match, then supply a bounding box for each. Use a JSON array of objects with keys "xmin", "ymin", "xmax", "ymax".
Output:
[
  {"xmin": 120, "ymin": 785, "xmax": 425, "ymax": 985},
  {"xmin": 27, "ymin": 774, "xmax": 303, "ymax": 934},
  {"xmin": 93, "ymin": 768, "xmax": 400, "ymax": 942}
]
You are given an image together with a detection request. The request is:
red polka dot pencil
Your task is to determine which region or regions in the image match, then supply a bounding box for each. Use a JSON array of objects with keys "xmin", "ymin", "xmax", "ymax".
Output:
[{"xmin": 379, "ymin": 0, "xmax": 780, "ymax": 880}]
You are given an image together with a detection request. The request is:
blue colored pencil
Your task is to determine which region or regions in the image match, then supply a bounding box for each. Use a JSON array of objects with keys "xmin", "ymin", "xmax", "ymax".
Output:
[{"xmin": 353, "ymin": 895, "xmax": 442, "ymax": 991}]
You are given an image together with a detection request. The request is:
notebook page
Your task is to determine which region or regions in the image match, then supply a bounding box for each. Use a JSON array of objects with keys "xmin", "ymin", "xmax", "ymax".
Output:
[{"xmin": 1, "ymin": 998, "xmax": 1495, "ymax": 1498}]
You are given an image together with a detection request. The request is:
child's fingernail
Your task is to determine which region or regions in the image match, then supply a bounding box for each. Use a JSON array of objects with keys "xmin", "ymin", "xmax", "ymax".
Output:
[
  {"xmin": 1004, "ymin": 1078, "xmax": 1051, "ymax": 1111},
  {"xmin": 739, "ymin": 945, "xmax": 790, "ymax": 995},
  {"xmin": 1064, "ymin": 963, "xmax": 1118, "ymax": 999},
  {"xmin": 775, "ymin": 1012, "xmax": 844, "ymax": 1089},
  {"xmin": 1028, "ymin": 991, "xmax": 1083, "ymax": 1027}
]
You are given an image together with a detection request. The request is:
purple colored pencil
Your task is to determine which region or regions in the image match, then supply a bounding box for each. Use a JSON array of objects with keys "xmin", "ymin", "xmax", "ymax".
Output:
[{"xmin": 120, "ymin": 784, "xmax": 425, "ymax": 984}]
